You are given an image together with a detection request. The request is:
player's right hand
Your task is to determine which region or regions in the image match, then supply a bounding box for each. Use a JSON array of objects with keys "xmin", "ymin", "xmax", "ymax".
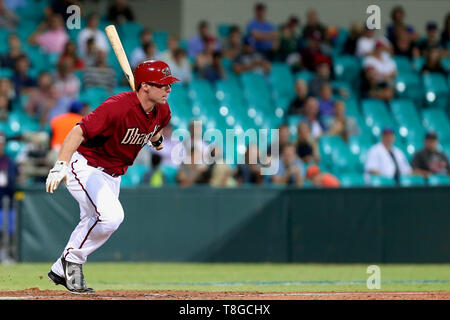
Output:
[{"xmin": 46, "ymin": 161, "xmax": 69, "ymax": 194}]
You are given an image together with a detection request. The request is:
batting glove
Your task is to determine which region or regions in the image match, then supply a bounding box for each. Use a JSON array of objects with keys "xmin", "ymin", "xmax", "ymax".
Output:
[
  {"xmin": 150, "ymin": 134, "xmax": 164, "ymax": 150},
  {"xmin": 46, "ymin": 161, "xmax": 69, "ymax": 194}
]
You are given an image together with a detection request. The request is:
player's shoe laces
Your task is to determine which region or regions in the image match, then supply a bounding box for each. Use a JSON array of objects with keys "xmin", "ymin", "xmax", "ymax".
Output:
[{"xmin": 50, "ymin": 257, "xmax": 95, "ymax": 294}]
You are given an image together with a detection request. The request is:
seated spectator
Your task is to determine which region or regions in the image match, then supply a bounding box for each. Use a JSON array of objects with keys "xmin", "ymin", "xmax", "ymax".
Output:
[
  {"xmin": 77, "ymin": 13, "xmax": 110, "ymax": 56},
  {"xmin": 58, "ymin": 41, "xmax": 85, "ymax": 70},
  {"xmin": 134, "ymin": 41, "xmax": 158, "ymax": 68},
  {"xmin": 182, "ymin": 120, "xmax": 211, "ymax": 162},
  {"xmin": 28, "ymin": 13, "xmax": 68, "ymax": 54},
  {"xmin": 343, "ymin": 22, "xmax": 364, "ymax": 55},
  {"xmin": 209, "ymin": 147, "xmax": 236, "ymax": 187},
  {"xmin": 417, "ymin": 22, "xmax": 442, "ymax": 55},
  {"xmin": 270, "ymin": 123, "xmax": 291, "ymax": 157},
  {"xmin": 142, "ymin": 153, "xmax": 165, "ymax": 187},
  {"xmin": 440, "ymin": 13, "xmax": 450, "ymax": 48},
  {"xmin": 43, "ymin": 84, "xmax": 74, "ymax": 123},
  {"xmin": 308, "ymin": 61, "xmax": 331, "ymax": 97},
  {"xmin": 287, "ymin": 79, "xmax": 308, "ymax": 115},
  {"xmin": 0, "ymin": 77, "xmax": 14, "ymax": 108},
  {"xmin": 0, "ymin": 0, "xmax": 19, "ymax": 31},
  {"xmin": 0, "ymin": 94, "xmax": 9, "ymax": 121},
  {"xmin": 386, "ymin": 5, "xmax": 418, "ymax": 44},
  {"xmin": 233, "ymin": 37, "xmax": 271, "ymax": 75},
  {"xmin": 272, "ymin": 143, "xmax": 304, "ymax": 187},
  {"xmin": 235, "ymin": 144, "xmax": 264, "ymax": 185},
  {"xmin": 276, "ymin": 17, "xmax": 300, "ymax": 66},
  {"xmin": 326, "ymin": 100, "xmax": 360, "ymax": 142},
  {"xmin": 300, "ymin": 31, "xmax": 332, "ymax": 71},
  {"xmin": 422, "ymin": 47, "xmax": 447, "ymax": 75},
  {"xmin": 246, "ymin": 2, "xmax": 278, "ymax": 60},
  {"xmin": 107, "ymin": 0, "xmax": 135, "ymax": 25},
  {"xmin": 392, "ymin": 27, "xmax": 419, "ymax": 59},
  {"xmin": 131, "ymin": 28, "xmax": 154, "ymax": 68},
  {"xmin": 47, "ymin": 0, "xmax": 77, "ymax": 21},
  {"xmin": 364, "ymin": 127, "xmax": 411, "ymax": 184},
  {"xmin": 303, "ymin": 97, "xmax": 324, "ymax": 139},
  {"xmin": 53, "ymin": 57, "xmax": 80, "ymax": 99},
  {"xmin": 157, "ymin": 34, "xmax": 180, "ymax": 65},
  {"xmin": 222, "ymin": 25, "xmax": 242, "ymax": 60},
  {"xmin": 0, "ymin": 131, "xmax": 17, "ymax": 202},
  {"xmin": 302, "ymin": 9, "xmax": 326, "ymax": 42},
  {"xmin": 412, "ymin": 132, "xmax": 450, "ymax": 178},
  {"xmin": 1, "ymin": 34, "xmax": 23, "ymax": 70},
  {"xmin": 11, "ymin": 54, "xmax": 36, "ymax": 96},
  {"xmin": 188, "ymin": 20, "xmax": 219, "ymax": 60},
  {"xmin": 25, "ymin": 72, "xmax": 53, "ymax": 120},
  {"xmin": 296, "ymin": 122, "xmax": 319, "ymax": 163},
  {"xmin": 360, "ymin": 66, "xmax": 394, "ymax": 101},
  {"xmin": 317, "ymin": 83, "xmax": 335, "ymax": 117},
  {"xmin": 177, "ymin": 146, "xmax": 209, "ymax": 187},
  {"xmin": 199, "ymin": 50, "xmax": 225, "ymax": 83},
  {"xmin": 306, "ymin": 164, "xmax": 340, "ymax": 188},
  {"xmin": 356, "ymin": 27, "xmax": 378, "ymax": 57},
  {"xmin": 82, "ymin": 37, "xmax": 100, "ymax": 68},
  {"xmin": 168, "ymin": 48, "xmax": 192, "ymax": 84},
  {"xmin": 83, "ymin": 50, "xmax": 117, "ymax": 92}
]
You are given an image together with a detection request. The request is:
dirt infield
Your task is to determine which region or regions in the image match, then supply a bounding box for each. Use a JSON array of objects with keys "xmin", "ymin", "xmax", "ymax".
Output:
[{"xmin": 0, "ymin": 289, "xmax": 449, "ymax": 300}]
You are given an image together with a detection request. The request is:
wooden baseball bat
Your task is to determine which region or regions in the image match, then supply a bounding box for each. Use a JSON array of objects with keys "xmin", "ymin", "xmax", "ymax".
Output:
[{"xmin": 105, "ymin": 25, "xmax": 135, "ymax": 91}]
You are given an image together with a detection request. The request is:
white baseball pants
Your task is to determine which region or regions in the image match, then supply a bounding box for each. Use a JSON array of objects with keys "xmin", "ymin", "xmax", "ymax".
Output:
[{"xmin": 51, "ymin": 152, "xmax": 124, "ymax": 277}]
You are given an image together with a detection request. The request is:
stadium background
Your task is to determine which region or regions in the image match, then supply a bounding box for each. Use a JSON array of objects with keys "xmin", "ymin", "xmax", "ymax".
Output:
[{"xmin": 0, "ymin": 0, "xmax": 449, "ymax": 298}]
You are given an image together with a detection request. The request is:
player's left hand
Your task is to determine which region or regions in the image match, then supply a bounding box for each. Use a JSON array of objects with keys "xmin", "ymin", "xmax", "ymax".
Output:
[
  {"xmin": 150, "ymin": 134, "xmax": 164, "ymax": 150},
  {"xmin": 46, "ymin": 161, "xmax": 69, "ymax": 194}
]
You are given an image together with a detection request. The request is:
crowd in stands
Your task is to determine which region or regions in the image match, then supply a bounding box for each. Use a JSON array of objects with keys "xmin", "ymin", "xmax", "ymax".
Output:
[{"xmin": 0, "ymin": 0, "xmax": 449, "ymax": 190}]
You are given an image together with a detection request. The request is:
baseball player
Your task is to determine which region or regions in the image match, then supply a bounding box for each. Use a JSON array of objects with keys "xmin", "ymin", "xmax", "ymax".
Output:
[{"xmin": 45, "ymin": 60, "xmax": 179, "ymax": 294}]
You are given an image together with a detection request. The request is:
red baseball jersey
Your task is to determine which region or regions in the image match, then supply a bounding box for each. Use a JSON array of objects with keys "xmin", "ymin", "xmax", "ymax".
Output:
[{"xmin": 77, "ymin": 91, "xmax": 171, "ymax": 176}]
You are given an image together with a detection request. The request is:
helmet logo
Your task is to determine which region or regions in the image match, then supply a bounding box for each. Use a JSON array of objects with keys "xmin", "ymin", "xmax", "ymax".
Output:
[{"xmin": 162, "ymin": 67, "xmax": 171, "ymax": 77}]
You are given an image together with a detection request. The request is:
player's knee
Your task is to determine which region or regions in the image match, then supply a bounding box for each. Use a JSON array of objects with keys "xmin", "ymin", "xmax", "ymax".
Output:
[{"xmin": 100, "ymin": 206, "xmax": 124, "ymax": 233}]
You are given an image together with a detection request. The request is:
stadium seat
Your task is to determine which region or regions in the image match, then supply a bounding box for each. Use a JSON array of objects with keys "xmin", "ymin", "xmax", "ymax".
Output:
[
  {"xmin": 428, "ymin": 174, "xmax": 450, "ymax": 186},
  {"xmin": 441, "ymin": 56, "xmax": 450, "ymax": 73},
  {"xmin": 119, "ymin": 22, "xmax": 143, "ymax": 40},
  {"xmin": 361, "ymin": 99, "xmax": 396, "ymax": 139},
  {"xmin": 295, "ymin": 70, "xmax": 314, "ymax": 83},
  {"xmin": 369, "ymin": 175, "xmax": 396, "ymax": 187},
  {"xmin": 422, "ymin": 73, "xmax": 448, "ymax": 109},
  {"xmin": 153, "ymin": 31, "xmax": 169, "ymax": 52},
  {"xmin": 412, "ymin": 56, "xmax": 425, "ymax": 72},
  {"xmin": 422, "ymin": 108, "xmax": 450, "ymax": 144},
  {"xmin": 81, "ymin": 87, "xmax": 110, "ymax": 110},
  {"xmin": 121, "ymin": 164, "xmax": 147, "ymax": 187},
  {"xmin": 333, "ymin": 55, "xmax": 360, "ymax": 84},
  {"xmin": 0, "ymin": 68, "xmax": 13, "ymax": 78},
  {"xmin": 161, "ymin": 164, "xmax": 178, "ymax": 185},
  {"xmin": 393, "ymin": 56, "xmax": 413, "ymax": 73},
  {"xmin": 269, "ymin": 63, "xmax": 295, "ymax": 112},
  {"xmin": 348, "ymin": 134, "xmax": 373, "ymax": 167},
  {"xmin": 318, "ymin": 135, "xmax": 359, "ymax": 174},
  {"xmin": 395, "ymin": 71, "xmax": 423, "ymax": 104},
  {"xmin": 5, "ymin": 140, "xmax": 26, "ymax": 161},
  {"xmin": 217, "ymin": 24, "xmax": 232, "ymax": 38},
  {"xmin": 331, "ymin": 80, "xmax": 354, "ymax": 99},
  {"xmin": 338, "ymin": 172, "xmax": 366, "ymax": 187},
  {"xmin": 400, "ymin": 175, "xmax": 426, "ymax": 187}
]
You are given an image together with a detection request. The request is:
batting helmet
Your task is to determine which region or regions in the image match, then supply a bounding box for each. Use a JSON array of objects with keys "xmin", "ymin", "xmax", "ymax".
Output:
[{"xmin": 134, "ymin": 60, "xmax": 179, "ymax": 90}]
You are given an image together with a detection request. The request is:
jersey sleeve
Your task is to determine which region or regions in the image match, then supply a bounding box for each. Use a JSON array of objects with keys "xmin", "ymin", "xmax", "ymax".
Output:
[{"xmin": 78, "ymin": 98, "xmax": 120, "ymax": 140}]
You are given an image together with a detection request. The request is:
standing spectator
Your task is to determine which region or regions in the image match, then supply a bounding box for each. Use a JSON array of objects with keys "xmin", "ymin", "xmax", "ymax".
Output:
[
  {"xmin": 422, "ymin": 47, "xmax": 447, "ymax": 75},
  {"xmin": 386, "ymin": 6, "xmax": 418, "ymax": 44},
  {"xmin": 326, "ymin": 100, "xmax": 360, "ymax": 142},
  {"xmin": 1, "ymin": 34, "xmax": 24, "ymax": 70},
  {"xmin": 305, "ymin": 164, "xmax": 340, "ymax": 187},
  {"xmin": 107, "ymin": 0, "xmax": 135, "ymax": 25},
  {"xmin": 364, "ymin": 127, "xmax": 411, "ymax": 184},
  {"xmin": 412, "ymin": 132, "xmax": 450, "ymax": 177},
  {"xmin": 302, "ymin": 9, "xmax": 326, "ymax": 41},
  {"xmin": 28, "ymin": 13, "xmax": 68, "ymax": 54},
  {"xmin": 317, "ymin": 83, "xmax": 335, "ymax": 117},
  {"xmin": 58, "ymin": 41, "xmax": 85, "ymax": 71},
  {"xmin": 0, "ymin": 131, "xmax": 17, "ymax": 203},
  {"xmin": 303, "ymin": 97, "xmax": 325, "ymax": 139},
  {"xmin": 343, "ymin": 22, "xmax": 364, "ymax": 55},
  {"xmin": 168, "ymin": 48, "xmax": 192, "ymax": 84},
  {"xmin": 246, "ymin": 2, "xmax": 278, "ymax": 60},
  {"xmin": 222, "ymin": 25, "xmax": 242, "ymax": 60},
  {"xmin": 77, "ymin": 13, "xmax": 110, "ymax": 55},
  {"xmin": 188, "ymin": 20, "xmax": 218, "ymax": 59},
  {"xmin": 296, "ymin": 122, "xmax": 319, "ymax": 163},
  {"xmin": 233, "ymin": 36, "xmax": 271, "ymax": 75},
  {"xmin": 235, "ymin": 144, "xmax": 264, "ymax": 185},
  {"xmin": 0, "ymin": 0, "xmax": 19, "ymax": 31},
  {"xmin": 417, "ymin": 22, "xmax": 442, "ymax": 55},
  {"xmin": 287, "ymin": 79, "xmax": 308, "ymax": 115},
  {"xmin": 83, "ymin": 50, "xmax": 117, "ymax": 92},
  {"xmin": 11, "ymin": 54, "xmax": 36, "ymax": 96},
  {"xmin": 440, "ymin": 13, "xmax": 450, "ymax": 48},
  {"xmin": 53, "ymin": 58, "xmax": 80, "ymax": 99},
  {"xmin": 131, "ymin": 28, "xmax": 154, "ymax": 68},
  {"xmin": 308, "ymin": 61, "xmax": 331, "ymax": 97},
  {"xmin": 356, "ymin": 27, "xmax": 378, "ymax": 57},
  {"xmin": 272, "ymin": 143, "xmax": 304, "ymax": 187}
]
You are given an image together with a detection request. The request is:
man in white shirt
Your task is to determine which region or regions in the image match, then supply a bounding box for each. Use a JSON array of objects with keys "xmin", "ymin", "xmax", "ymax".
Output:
[
  {"xmin": 365, "ymin": 127, "xmax": 411, "ymax": 184},
  {"xmin": 77, "ymin": 13, "xmax": 110, "ymax": 56}
]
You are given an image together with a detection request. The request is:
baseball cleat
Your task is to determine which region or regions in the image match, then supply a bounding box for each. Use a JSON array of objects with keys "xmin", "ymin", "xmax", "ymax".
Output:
[{"xmin": 56, "ymin": 258, "xmax": 95, "ymax": 294}]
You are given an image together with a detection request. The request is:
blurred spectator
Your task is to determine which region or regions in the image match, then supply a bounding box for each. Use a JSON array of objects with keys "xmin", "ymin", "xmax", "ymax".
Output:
[
  {"xmin": 168, "ymin": 48, "xmax": 192, "ymax": 84},
  {"xmin": 306, "ymin": 164, "xmax": 340, "ymax": 187},
  {"xmin": 0, "ymin": 94, "xmax": 9, "ymax": 121},
  {"xmin": 83, "ymin": 50, "xmax": 117, "ymax": 92},
  {"xmin": 182, "ymin": 120, "xmax": 210, "ymax": 162},
  {"xmin": 0, "ymin": 0, "xmax": 19, "ymax": 31},
  {"xmin": 131, "ymin": 28, "xmax": 154, "ymax": 68},
  {"xmin": 107, "ymin": 0, "xmax": 135, "ymax": 25},
  {"xmin": 246, "ymin": 2, "xmax": 278, "ymax": 60},
  {"xmin": 48, "ymin": 0, "xmax": 77, "ymax": 22},
  {"xmin": 77, "ymin": 13, "xmax": 110, "ymax": 55},
  {"xmin": 199, "ymin": 50, "xmax": 225, "ymax": 83},
  {"xmin": 235, "ymin": 144, "xmax": 264, "ymax": 185},
  {"xmin": 188, "ymin": 20, "xmax": 219, "ymax": 59},
  {"xmin": 361, "ymin": 66, "xmax": 394, "ymax": 101},
  {"xmin": 4, "ymin": 0, "xmax": 26, "ymax": 11},
  {"xmin": 417, "ymin": 22, "xmax": 442, "ymax": 54},
  {"xmin": 326, "ymin": 100, "xmax": 360, "ymax": 142},
  {"xmin": 302, "ymin": 9, "xmax": 326, "ymax": 42},
  {"xmin": 233, "ymin": 36, "xmax": 271, "ymax": 75},
  {"xmin": 1, "ymin": 34, "xmax": 24, "ymax": 70},
  {"xmin": 142, "ymin": 153, "xmax": 165, "ymax": 187},
  {"xmin": 25, "ymin": 72, "xmax": 54, "ymax": 122},
  {"xmin": 343, "ymin": 22, "xmax": 364, "ymax": 55},
  {"xmin": 177, "ymin": 146, "xmax": 209, "ymax": 187},
  {"xmin": 308, "ymin": 61, "xmax": 331, "ymax": 97},
  {"xmin": 356, "ymin": 27, "xmax": 377, "ymax": 57},
  {"xmin": 303, "ymin": 97, "xmax": 324, "ymax": 139},
  {"xmin": 272, "ymin": 144, "xmax": 304, "ymax": 187},
  {"xmin": 28, "ymin": 13, "xmax": 68, "ymax": 54},
  {"xmin": 222, "ymin": 25, "xmax": 242, "ymax": 60},
  {"xmin": 83, "ymin": 37, "xmax": 100, "ymax": 68},
  {"xmin": 300, "ymin": 31, "xmax": 331, "ymax": 71},
  {"xmin": 53, "ymin": 58, "xmax": 80, "ymax": 99},
  {"xmin": 386, "ymin": 6, "xmax": 418, "ymax": 44},
  {"xmin": 44, "ymin": 84, "xmax": 74, "ymax": 123},
  {"xmin": 272, "ymin": 123, "xmax": 291, "ymax": 156},
  {"xmin": 11, "ymin": 54, "xmax": 36, "ymax": 96},
  {"xmin": 364, "ymin": 127, "xmax": 411, "ymax": 184},
  {"xmin": 412, "ymin": 132, "xmax": 450, "ymax": 178},
  {"xmin": 0, "ymin": 77, "xmax": 14, "ymax": 108},
  {"xmin": 317, "ymin": 83, "xmax": 335, "ymax": 117},
  {"xmin": 157, "ymin": 34, "xmax": 180, "ymax": 64},
  {"xmin": 392, "ymin": 28, "xmax": 419, "ymax": 59},
  {"xmin": 287, "ymin": 79, "xmax": 308, "ymax": 115},
  {"xmin": 440, "ymin": 13, "xmax": 450, "ymax": 48},
  {"xmin": 0, "ymin": 131, "xmax": 17, "ymax": 200},
  {"xmin": 136, "ymin": 41, "xmax": 158, "ymax": 67},
  {"xmin": 58, "ymin": 41, "xmax": 85, "ymax": 70},
  {"xmin": 296, "ymin": 122, "xmax": 319, "ymax": 163},
  {"xmin": 209, "ymin": 147, "xmax": 236, "ymax": 187},
  {"xmin": 421, "ymin": 47, "xmax": 447, "ymax": 75},
  {"xmin": 276, "ymin": 16, "xmax": 300, "ymax": 65}
]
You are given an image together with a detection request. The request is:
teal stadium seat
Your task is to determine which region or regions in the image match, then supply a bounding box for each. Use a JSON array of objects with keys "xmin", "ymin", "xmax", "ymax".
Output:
[
  {"xmin": 333, "ymin": 55, "xmax": 360, "ymax": 84},
  {"xmin": 422, "ymin": 73, "xmax": 448, "ymax": 109},
  {"xmin": 5, "ymin": 140, "xmax": 26, "ymax": 161},
  {"xmin": 338, "ymin": 173, "xmax": 366, "ymax": 187},
  {"xmin": 81, "ymin": 87, "xmax": 110, "ymax": 110},
  {"xmin": 0, "ymin": 68, "xmax": 13, "ymax": 78},
  {"xmin": 369, "ymin": 175, "xmax": 396, "ymax": 187},
  {"xmin": 319, "ymin": 135, "xmax": 359, "ymax": 174},
  {"xmin": 121, "ymin": 164, "xmax": 147, "ymax": 187},
  {"xmin": 395, "ymin": 71, "xmax": 422, "ymax": 105},
  {"xmin": 331, "ymin": 81, "xmax": 354, "ymax": 99},
  {"xmin": 428, "ymin": 174, "xmax": 450, "ymax": 186},
  {"xmin": 295, "ymin": 70, "xmax": 313, "ymax": 83},
  {"xmin": 393, "ymin": 56, "xmax": 413, "ymax": 73},
  {"xmin": 161, "ymin": 164, "xmax": 178, "ymax": 185},
  {"xmin": 362, "ymin": 99, "xmax": 396, "ymax": 139},
  {"xmin": 269, "ymin": 63, "xmax": 295, "ymax": 114},
  {"xmin": 153, "ymin": 31, "xmax": 169, "ymax": 52},
  {"xmin": 240, "ymin": 72, "xmax": 274, "ymax": 126},
  {"xmin": 217, "ymin": 24, "xmax": 232, "ymax": 38},
  {"xmin": 118, "ymin": 22, "xmax": 143, "ymax": 40},
  {"xmin": 422, "ymin": 109, "xmax": 450, "ymax": 144},
  {"xmin": 348, "ymin": 134, "xmax": 373, "ymax": 167},
  {"xmin": 400, "ymin": 175, "xmax": 426, "ymax": 187}
]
